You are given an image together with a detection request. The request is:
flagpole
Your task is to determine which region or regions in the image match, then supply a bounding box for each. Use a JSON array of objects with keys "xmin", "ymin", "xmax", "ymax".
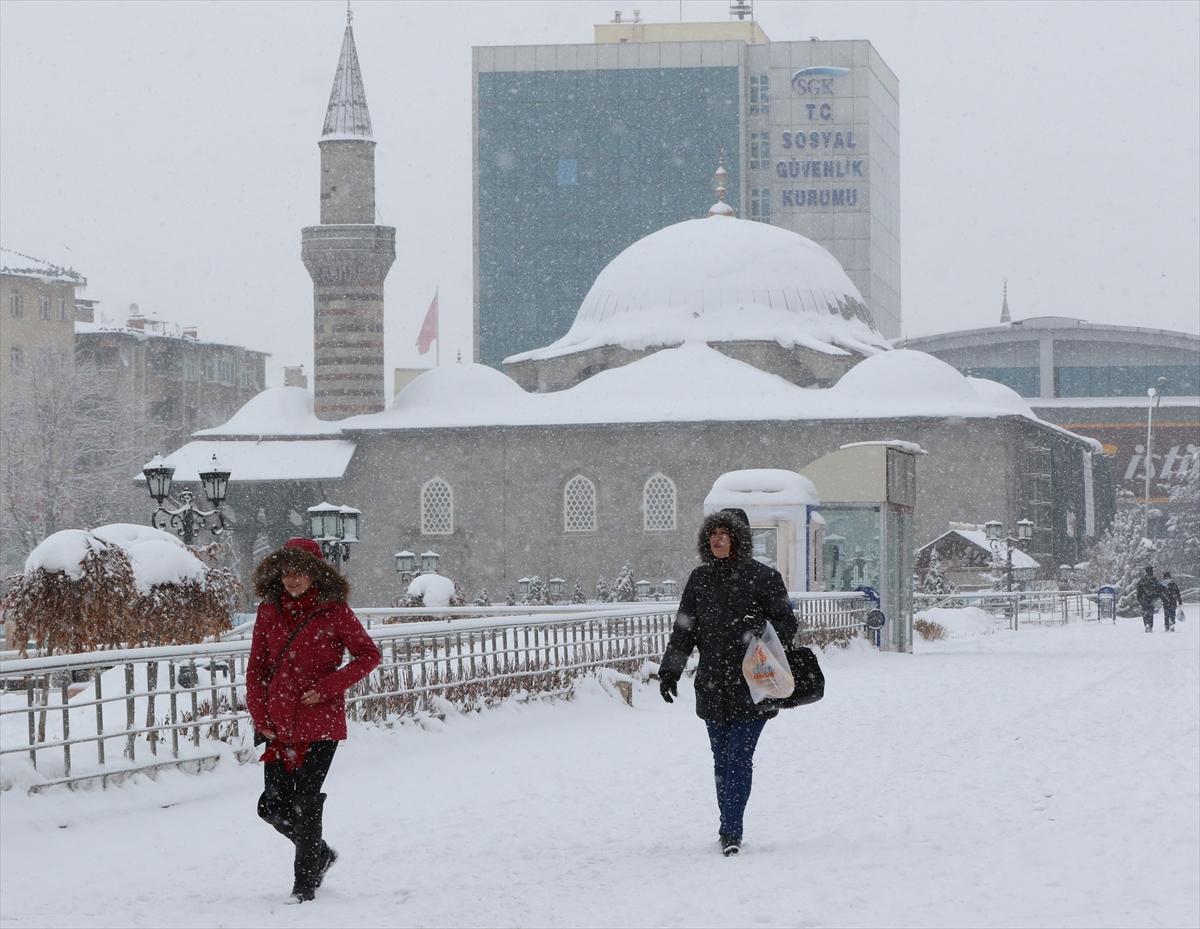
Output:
[{"xmin": 435, "ymin": 286, "xmax": 440, "ymax": 367}]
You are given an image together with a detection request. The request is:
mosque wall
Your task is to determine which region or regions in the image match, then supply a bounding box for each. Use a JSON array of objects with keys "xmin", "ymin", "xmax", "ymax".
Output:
[{"xmin": 327, "ymin": 415, "xmax": 1080, "ymax": 606}]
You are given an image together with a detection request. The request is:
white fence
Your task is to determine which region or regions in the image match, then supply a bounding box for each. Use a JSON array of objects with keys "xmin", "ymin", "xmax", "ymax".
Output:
[
  {"xmin": 1, "ymin": 595, "xmax": 873, "ymax": 792},
  {"xmin": 913, "ymin": 589, "xmax": 1109, "ymax": 629}
]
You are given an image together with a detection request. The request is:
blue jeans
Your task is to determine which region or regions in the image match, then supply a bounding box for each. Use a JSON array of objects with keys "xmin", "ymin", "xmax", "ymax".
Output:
[{"xmin": 705, "ymin": 717, "xmax": 768, "ymax": 841}]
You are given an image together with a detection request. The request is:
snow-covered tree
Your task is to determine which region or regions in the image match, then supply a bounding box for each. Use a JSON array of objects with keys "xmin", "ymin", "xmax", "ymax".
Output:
[
  {"xmin": 1165, "ymin": 449, "xmax": 1200, "ymax": 580},
  {"xmin": 0, "ymin": 352, "xmax": 149, "ymax": 577},
  {"xmin": 571, "ymin": 581, "xmax": 587, "ymax": 604},
  {"xmin": 525, "ymin": 575, "xmax": 548, "ymax": 605},
  {"xmin": 1084, "ymin": 494, "xmax": 1160, "ymax": 615},
  {"xmin": 921, "ymin": 548, "xmax": 952, "ymax": 595},
  {"xmin": 504, "ymin": 586, "xmax": 516, "ymax": 606},
  {"xmin": 595, "ymin": 577, "xmax": 612, "ymax": 603},
  {"xmin": 473, "ymin": 588, "xmax": 491, "ymax": 607},
  {"xmin": 612, "ymin": 564, "xmax": 636, "ymax": 602}
]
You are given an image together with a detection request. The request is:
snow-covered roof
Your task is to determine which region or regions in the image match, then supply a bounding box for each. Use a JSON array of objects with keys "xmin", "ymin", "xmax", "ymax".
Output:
[
  {"xmin": 504, "ymin": 216, "xmax": 888, "ymax": 365},
  {"xmin": 0, "ymin": 247, "xmax": 86, "ymax": 285},
  {"xmin": 920, "ymin": 528, "xmax": 1040, "ymax": 570},
  {"xmin": 24, "ymin": 524, "xmax": 207, "ymax": 593},
  {"xmin": 336, "ymin": 344, "xmax": 1078, "ymax": 430},
  {"xmin": 194, "ymin": 387, "xmax": 343, "ymax": 437},
  {"xmin": 704, "ymin": 469, "xmax": 821, "ymax": 510},
  {"xmin": 74, "ymin": 319, "xmax": 268, "ymax": 355},
  {"xmin": 321, "ymin": 24, "xmax": 373, "ymax": 141},
  {"xmin": 151, "ymin": 439, "xmax": 356, "ymax": 482}
]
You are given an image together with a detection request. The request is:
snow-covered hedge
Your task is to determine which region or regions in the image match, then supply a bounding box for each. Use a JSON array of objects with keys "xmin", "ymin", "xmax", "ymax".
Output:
[{"xmin": 1, "ymin": 524, "xmax": 239, "ymax": 654}]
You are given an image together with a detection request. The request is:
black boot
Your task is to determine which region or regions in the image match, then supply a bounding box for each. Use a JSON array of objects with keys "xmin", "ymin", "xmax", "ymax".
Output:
[
  {"xmin": 290, "ymin": 792, "xmax": 328, "ymax": 900},
  {"xmin": 257, "ymin": 792, "xmax": 295, "ymax": 843}
]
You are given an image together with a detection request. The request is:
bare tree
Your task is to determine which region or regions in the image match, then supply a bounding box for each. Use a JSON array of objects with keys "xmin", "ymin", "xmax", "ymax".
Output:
[{"xmin": 0, "ymin": 351, "xmax": 151, "ymax": 574}]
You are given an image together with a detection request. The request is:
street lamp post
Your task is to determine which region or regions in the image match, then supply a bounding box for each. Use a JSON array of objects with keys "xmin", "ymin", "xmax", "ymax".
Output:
[
  {"xmin": 306, "ymin": 502, "xmax": 360, "ymax": 569},
  {"xmin": 985, "ymin": 518, "xmax": 1034, "ymax": 629},
  {"xmin": 1144, "ymin": 377, "xmax": 1167, "ymax": 536},
  {"xmin": 142, "ymin": 453, "xmax": 231, "ymax": 545}
]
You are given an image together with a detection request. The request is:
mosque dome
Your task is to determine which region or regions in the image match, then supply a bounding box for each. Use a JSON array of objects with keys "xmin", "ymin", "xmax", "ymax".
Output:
[{"xmin": 506, "ymin": 215, "xmax": 887, "ymax": 373}]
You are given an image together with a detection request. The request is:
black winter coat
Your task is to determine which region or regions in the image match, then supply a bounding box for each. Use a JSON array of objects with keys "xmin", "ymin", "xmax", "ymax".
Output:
[
  {"xmin": 1162, "ymin": 580, "xmax": 1182, "ymax": 609},
  {"xmin": 659, "ymin": 511, "xmax": 798, "ymax": 723},
  {"xmin": 1136, "ymin": 574, "xmax": 1164, "ymax": 608}
]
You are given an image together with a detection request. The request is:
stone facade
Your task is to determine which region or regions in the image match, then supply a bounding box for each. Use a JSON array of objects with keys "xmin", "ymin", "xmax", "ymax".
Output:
[{"xmin": 215, "ymin": 411, "xmax": 1101, "ymax": 607}]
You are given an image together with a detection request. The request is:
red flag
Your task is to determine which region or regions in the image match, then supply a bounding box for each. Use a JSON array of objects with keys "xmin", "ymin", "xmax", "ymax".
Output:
[{"xmin": 416, "ymin": 291, "xmax": 438, "ymax": 355}]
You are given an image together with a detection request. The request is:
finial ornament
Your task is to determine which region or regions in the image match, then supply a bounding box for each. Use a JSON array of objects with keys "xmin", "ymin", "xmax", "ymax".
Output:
[
  {"xmin": 347, "ymin": 1, "xmax": 353, "ymax": 25},
  {"xmin": 1000, "ymin": 279, "xmax": 1011, "ymax": 324},
  {"xmin": 707, "ymin": 145, "xmax": 736, "ymax": 217}
]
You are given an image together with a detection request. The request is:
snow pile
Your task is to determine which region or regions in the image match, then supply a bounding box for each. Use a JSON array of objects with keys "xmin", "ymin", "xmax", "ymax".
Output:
[
  {"xmin": 407, "ymin": 573, "xmax": 456, "ymax": 607},
  {"xmin": 704, "ymin": 469, "xmax": 820, "ymax": 508},
  {"xmin": 506, "ymin": 216, "xmax": 888, "ymax": 363},
  {"xmin": 90, "ymin": 524, "xmax": 206, "ymax": 593},
  {"xmin": 914, "ymin": 606, "xmax": 999, "ymax": 641},
  {"xmin": 25, "ymin": 524, "xmax": 205, "ymax": 592}
]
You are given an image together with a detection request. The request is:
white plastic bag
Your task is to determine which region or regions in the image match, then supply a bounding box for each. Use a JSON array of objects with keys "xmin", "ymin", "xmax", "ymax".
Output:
[{"xmin": 742, "ymin": 621, "xmax": 795, "ymax": 704}]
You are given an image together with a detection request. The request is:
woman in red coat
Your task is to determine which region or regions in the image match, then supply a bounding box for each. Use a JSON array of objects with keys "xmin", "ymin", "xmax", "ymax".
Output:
[{"xmin": 246, "ymin": 537, "xmax": 381, "ymax": 904}]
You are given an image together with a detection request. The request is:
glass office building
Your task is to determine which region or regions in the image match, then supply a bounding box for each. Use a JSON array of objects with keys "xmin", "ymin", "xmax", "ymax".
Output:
[{"xmin": 473, "ymin": 21, "xmax": 901, "ymax": 369}]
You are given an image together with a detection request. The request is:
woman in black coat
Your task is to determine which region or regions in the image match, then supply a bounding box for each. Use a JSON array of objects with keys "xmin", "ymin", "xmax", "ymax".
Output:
[{"xmin": 658, "ymin": 508, "xmax": 798, "ymax": 856}]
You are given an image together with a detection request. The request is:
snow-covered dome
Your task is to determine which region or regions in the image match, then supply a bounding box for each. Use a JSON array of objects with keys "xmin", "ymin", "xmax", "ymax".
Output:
[
  {"xmin": 343, "ymin": 362, "xmax": 529, "ymax": 430},
  {"xmin": 507, "ymin": 216, "xmax": 888, "ymax": 364},
  {"xmin": 195, "ymin": 387, "xmax": 342, "ymax": 437}
]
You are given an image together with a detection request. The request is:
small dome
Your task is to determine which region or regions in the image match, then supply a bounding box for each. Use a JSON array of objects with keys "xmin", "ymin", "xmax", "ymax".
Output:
[
  {"xmin": 196, "ymin": 387, "xmax": 342, "ymax": 437},
  {"xmin": 507, "ymin": 216, "xmax": 887, "ymax": 364}
]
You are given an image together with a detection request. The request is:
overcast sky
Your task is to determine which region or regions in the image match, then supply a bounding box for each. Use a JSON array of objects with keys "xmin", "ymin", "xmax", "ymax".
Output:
[{"xmin": 2, "ymin": 0, "xmax": 1197, "ymax": 386}]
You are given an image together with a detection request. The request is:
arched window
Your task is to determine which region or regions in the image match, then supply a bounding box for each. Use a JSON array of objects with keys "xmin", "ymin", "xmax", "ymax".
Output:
[
  {"xmin": 643, "ymin": 473, "xmax": 677, "ymax": 531},
  {"xmin": 563, "ymin": 475, "xmax": 596, "ymax": 532},
  {"xmin": 421, "ymin": 477, "xmax": 453, "ymax": 535}
]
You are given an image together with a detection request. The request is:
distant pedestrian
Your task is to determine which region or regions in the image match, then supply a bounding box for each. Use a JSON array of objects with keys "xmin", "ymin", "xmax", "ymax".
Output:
[
  {"xmin": 1161, "ymin": 571, "xmax": 1182, "ymax": 632},
  {"xmin": 1135, "ymin": 565, "xmax": 1165, "ymax": 633},
  {"xmin": 247, "ymin": 538, "xmax": 381, "ymax": 904},
  {"xmin": 657, "ymin": 508, "xmax": 797, "ymax": 856}
]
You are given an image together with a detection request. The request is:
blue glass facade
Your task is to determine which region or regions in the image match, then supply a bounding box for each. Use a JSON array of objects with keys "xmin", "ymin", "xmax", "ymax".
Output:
[
  {"xmin": 953, "ymin": 363, "xmax": 1198, "ymax": 399},
  {"xmin": 476, "ymin": 67, "xmax": 740, "ymax": 368}
]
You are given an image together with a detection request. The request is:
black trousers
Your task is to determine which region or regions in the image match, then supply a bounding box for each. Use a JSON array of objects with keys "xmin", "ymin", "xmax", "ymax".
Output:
[
  {"xmin": 1164, "ymin": 604, "xmax": 1177, "ymax": 629},
  {"xmin": 1142, "ymin": 604, "xmax": 1156, "ymax": 630},
  {"xmin": 257, "ymin": 740, "xmax": 338, "ymax": 892}
]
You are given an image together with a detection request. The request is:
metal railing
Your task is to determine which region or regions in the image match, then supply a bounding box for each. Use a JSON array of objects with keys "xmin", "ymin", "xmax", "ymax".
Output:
[
  {"xmin": 913, "ymin": 589, "xmax": 1104, "ymax": 630},
  {"xmin": 0, "ymin": 594, "xmax": 873, "ymax": 792}
]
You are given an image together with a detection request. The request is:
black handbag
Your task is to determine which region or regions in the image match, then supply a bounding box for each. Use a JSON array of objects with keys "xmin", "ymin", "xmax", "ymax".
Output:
[{"xmin": 763, "ymin": 645, "xmax": 825, "ymax": 709}]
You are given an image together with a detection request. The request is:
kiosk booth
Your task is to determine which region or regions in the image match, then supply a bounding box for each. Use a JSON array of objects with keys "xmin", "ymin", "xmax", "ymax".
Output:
[
  {"xmin": 703, "ymin": 469, "xmax": 824, "ymax": 593},
  {"xmin": 801, "ymin": 441, "xmax": 923, "ymax": 653}
]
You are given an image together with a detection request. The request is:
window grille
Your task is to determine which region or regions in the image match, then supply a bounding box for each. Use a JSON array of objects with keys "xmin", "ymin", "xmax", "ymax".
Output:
[
  {"xmin": 421, "ymin": 478, "xmax": 454, "ymax": 535},
  {"xmin": 643, "ymin": 474, "xmax": 677, "ymax": 531},
  {"xmin": 563, "ymin": 475, "xmax": 596, "ymax": 532},
  {"xmin": 749, "ymin": 74, "xmax": 770, "ymax": 114},
  {"xmin": 9, "ymin": 293, "xmax": 22, "ymax": 318},
  {"xmin": 750, "ymin": 187, "xmax": 771, "ymax": 223},
  {"xmin": 39, "ymin": 295, "xmax": 50, "ymax": 319},
  {"xmin": 749, "ymin": 132, "xmax": 770, "ymax": 169},
  {"xmin": 57, "ymin": 297, "xmax": 67, "ymax": 320}
]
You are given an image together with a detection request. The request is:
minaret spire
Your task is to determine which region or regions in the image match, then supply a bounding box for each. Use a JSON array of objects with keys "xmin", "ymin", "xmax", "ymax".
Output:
[
  {"xmin": 321, "ymin": 12, "xmax": 373, "ymax": 140},
  {"xmin": 707, "ymin": 146, "xmax": 735, "ymax": 217},
  {"xmin": 1000, "ymin": 280, "xmax": 1011, "ymax": 324}
]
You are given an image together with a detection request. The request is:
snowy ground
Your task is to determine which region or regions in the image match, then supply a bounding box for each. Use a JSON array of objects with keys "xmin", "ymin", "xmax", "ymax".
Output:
[{"xmin": 1, "ymin": 612, "xmax": 1197, "ymax": 929}]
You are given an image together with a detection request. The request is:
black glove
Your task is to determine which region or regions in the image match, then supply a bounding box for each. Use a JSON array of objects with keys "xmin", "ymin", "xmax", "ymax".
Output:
[{"xmin": 659, "ymin": 676, "xmax": 678, "ymax": 703}]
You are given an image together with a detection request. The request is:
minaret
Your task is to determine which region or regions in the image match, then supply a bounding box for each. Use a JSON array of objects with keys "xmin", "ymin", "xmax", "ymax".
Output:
[
  {"xmin": 1000, "ymin": 280, "xmax": 1011, "ymax": 324},
  {"xmin": 301, "ymin": 8, "xmax": 395, "ymax": 419}
]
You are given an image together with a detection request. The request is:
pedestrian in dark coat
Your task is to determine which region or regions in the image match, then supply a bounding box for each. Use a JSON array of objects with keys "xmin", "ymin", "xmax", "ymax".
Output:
[
  {"xmin": 1135, "ymin": 566, "xmax": 1165, "ymax": 632},
  {"xmin": 1161, "ymin": 571, "xmax": 1182, "ymax": 632},
  {"xmin": 658, "ymin": 508, "xmax": 798, "ymax": 856},
  {"xmin": 246, "ymin": 537, "xmax": 381, "ymax": 904}
]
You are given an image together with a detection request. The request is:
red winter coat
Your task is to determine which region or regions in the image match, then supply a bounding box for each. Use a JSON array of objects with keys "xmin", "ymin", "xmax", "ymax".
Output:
[{"xmin": 246, "ymin": 591, "xmax": 381, "ymax": 744}]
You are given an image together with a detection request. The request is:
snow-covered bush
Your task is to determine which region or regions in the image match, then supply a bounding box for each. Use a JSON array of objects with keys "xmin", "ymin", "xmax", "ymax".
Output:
[
  {"xmin": 595, "ymin": 577, "xmax": 612, "ymax": 603},
  {"xmin": 913, "ymin": 618, "xmax": 948, "ymax": 641},
  {"xmin": 1, "ymin": 525, "xmax": 238, "ymax": 654},
  {"xmin": 473, "ymin": 587, "xmax": 491, "ymax": 607},
  {"xmin": 921, "ymin": 549, "xmax": 952, "ymax": 595},
  {"xmin": 571, "ymin": 581, "xmax": 587, "ymax": 604}
]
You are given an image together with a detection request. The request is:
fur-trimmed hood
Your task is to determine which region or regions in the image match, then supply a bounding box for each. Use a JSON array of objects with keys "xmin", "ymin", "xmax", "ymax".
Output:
[
  {"xmin": 253, "ymin": 546, "xmax": 350, "ymax": 605},
  {"xmin": 696, "ymin": 510, "xmax": 754, "ymax": 566}
]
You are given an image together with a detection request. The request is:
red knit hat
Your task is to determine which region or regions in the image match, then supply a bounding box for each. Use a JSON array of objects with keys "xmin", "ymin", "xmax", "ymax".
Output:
[{"xmin": 283, "ymin": 537, "xmax": 324, "ymax": 560}]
